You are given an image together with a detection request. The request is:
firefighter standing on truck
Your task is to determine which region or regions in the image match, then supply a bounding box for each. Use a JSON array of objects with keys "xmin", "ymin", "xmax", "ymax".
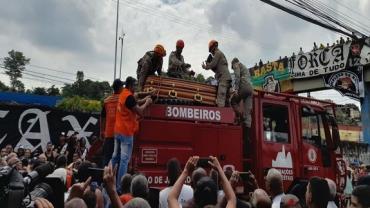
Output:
[
  {"xmin": 202, "ymin": 40, "xmax": 232, "ymax": 107},
  {"xmin": 167, "ymin": 39, "xmax": 193, "ymax": 79},
  {"xmin": 112, "ymin": 76, "xmax": 153, "ymax": 193},
  {"xmin": 230, "ymin": 57, "xmax": 253, "ymax": 128},
  {"xmin": 137, "ymin": 44, "xmax": 166, "ymax": 91},
  {"xmin": 101, "ymin": 79, "xmax": 123, "ymax": 166}
]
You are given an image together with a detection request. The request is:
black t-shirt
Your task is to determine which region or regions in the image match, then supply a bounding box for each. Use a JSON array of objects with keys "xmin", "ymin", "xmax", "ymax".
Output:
[{"xmin": 125, "ymin": 95, "xmax": 136, "ymax": 109}]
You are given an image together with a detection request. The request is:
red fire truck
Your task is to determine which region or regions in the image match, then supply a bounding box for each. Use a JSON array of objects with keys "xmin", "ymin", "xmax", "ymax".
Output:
[{"xmin": 130, "ymin": 90, "xmax": 346, "ymax": 194}]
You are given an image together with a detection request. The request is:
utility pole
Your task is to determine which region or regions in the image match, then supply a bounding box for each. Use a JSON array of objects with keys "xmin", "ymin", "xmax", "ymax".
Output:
[
  {"xmin": 113, "ymin": 0, "xmax": 120, "ymax": 80},
  {"xmin": 119, "ymin": 31, "xmax": 125, "ymax": 79}
]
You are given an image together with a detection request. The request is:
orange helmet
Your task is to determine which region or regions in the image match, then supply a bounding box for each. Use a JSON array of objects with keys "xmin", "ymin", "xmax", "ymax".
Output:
[
  {"xmin": 154, "ymin": 44, "xmax": 166, "ymax": 57},
  {"xmin": 208, "ymin": 40, "xmax": 218, "ymax": 50},
  {"xmin": 176, "ymin": 39, "xmax": 185, "ymax": 48}
]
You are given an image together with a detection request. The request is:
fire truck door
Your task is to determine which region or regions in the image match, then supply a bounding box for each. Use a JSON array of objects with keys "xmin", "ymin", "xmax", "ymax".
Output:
[
  {"xmin": 300, "ymin": 107, "xmax": 332, "ymax": 179},
  {"xmin": 260, "ymin": 102, "xmax": 295, "ymax": 184}
]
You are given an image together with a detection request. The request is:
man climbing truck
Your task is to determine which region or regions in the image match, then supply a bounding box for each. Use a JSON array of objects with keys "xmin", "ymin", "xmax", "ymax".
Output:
[{"xmin": 127, "ymin": 80, "xmax": 346, "ymax": 198}]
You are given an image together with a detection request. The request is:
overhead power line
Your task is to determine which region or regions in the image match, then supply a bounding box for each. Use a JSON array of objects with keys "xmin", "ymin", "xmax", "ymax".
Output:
[
  {"xmin": 311, "ymin": 0, "xmax": 370, "ymax": 34},
  {"xmin": 29, "ymin": 64, "xmax": 76, "ymax": 75},
  {"xmin": 259, "ymin": 0, "xmax": 370, "ymax": 38},
  {"xmin": 0, "ymin": 66, "xmax": 71, "ymax": 85},
  {"xmin": 259, "ymin": 0, "xmax": 355, "ymax": 38},
  {"xmin": 287, "ymin": 0, "xmax": 361, "ymax": 35},
  {"xmin": 331, "ymin": 0, "xmax": 370, "ymax": 25},
  {"xmin": 29, "ymin": 64, "xmax": 100, "ymax": 81},
  {"xmin": 21, "ymin": 71, "xmax": 70, "ymax": 84},
  {"xmin": 1, "ymin": 72, "xmax": 64, "ymax": 86},
  {"xmin": 299, "ymin": 0, "xmax": 370, "ymax": 35},
  {"xmin": 24, "ymin": 69, "xmax": 75, "ymax": 82}
]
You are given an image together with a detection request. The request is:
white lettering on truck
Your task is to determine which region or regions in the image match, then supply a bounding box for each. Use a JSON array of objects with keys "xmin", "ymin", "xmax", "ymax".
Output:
[{"xmin": 166, "ymin": 106, "xmax": 221, "ymax": 121}]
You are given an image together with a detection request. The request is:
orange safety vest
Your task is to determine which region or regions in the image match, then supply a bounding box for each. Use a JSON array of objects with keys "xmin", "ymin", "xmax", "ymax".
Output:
[
  {"xmin": 103, "ymin": 94, "xmax": 120, "ymax": 138},
  {"xmin": 114, "ymin": 89, "xmax": 139, "ymax": 136}
]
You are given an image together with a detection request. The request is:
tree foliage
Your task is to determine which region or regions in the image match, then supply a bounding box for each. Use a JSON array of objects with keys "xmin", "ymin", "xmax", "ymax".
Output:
[
  {"xmin": 0, "ymin": 81, "xmax": 9, "ymax": 91},
  {"xmin": 62, "ymin": 71, "xmax": 111, "ymax": 100},
  {"xmin": 12, "ymin": 80, "xmax": 25, "ymax": 92},
  {"xmin": 47, "ymin": 85, "xmax": 60, "ymax": 96},
  {"xmin": 3, "ymin": 50, "xmax": 29, "ymax": 92},
  {"xmin": 32, "ymin": 87, "xmax": 47, "ymax": 95},
  {"xmin": 56, "ymin": 96, "xmax": 102, "ymax": 113},
  {"xmin": 195, "ymin": 73, "xmax": 206, "ymax": 83}
]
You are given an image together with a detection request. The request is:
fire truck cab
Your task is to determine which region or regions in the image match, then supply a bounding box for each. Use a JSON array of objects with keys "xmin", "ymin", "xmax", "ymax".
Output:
[{"xmin": 131, "ymin": 90, "xmax": 345, "ymax": 194}]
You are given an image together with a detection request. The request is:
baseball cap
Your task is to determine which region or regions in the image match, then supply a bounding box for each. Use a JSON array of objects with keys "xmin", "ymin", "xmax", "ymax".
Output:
[{"xmin": 113, "ymin": 79, "xmax": 124, "ymax": 91}]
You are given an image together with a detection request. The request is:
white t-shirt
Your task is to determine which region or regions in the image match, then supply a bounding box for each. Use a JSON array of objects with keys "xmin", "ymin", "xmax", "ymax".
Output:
[
  {"xmin": 47, "ymin": 167, "xmax": 67, "ymax": 185},
  {"xmin": 327, "ymin": 201, "xmax": 338, "ymax": 208},
  {"xmin": 272, "ymin": 193, "xmax": 284, "ymax": 208},
  {"xmin": 159, "ymin": 184, "xmax": 193, "ymax": 208}
]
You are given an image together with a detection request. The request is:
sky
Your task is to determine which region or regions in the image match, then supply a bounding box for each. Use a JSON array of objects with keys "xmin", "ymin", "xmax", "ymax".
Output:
[{"xmin": 0, "ymin": 0, "xmax": 369, "ymax": 107}]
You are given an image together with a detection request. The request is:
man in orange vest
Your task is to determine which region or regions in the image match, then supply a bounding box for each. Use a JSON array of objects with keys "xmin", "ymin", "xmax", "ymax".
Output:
[
  {"xmin": 112, "ymin": 76, "xmax": 152, "ymax": 192},
  {"xmin": 101, "ymin": 79, "xmax": 123, "ymax": 166}
]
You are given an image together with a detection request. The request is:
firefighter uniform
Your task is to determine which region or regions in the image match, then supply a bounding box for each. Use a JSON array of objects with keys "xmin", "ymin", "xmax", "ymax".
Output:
[
  {"xmin": 137, "ymin": 45, "xmax": 166, "ymax": 91},
  {"xmin": 167, "ymin": 51, "xmax": 190, "ymax": 78},
  {"xmin": 231, "ymin": 58, "xmax": 254, "ymax": 127},
  {"xmin": 203, "ymin": 48, "xmax": 232, "ymax": 107},
  {"xmin": 137, "ymin": 51, "xmax": 163, "ymax": 91}
]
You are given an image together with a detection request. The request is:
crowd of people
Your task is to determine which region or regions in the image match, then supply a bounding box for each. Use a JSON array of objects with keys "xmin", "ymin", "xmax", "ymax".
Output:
[
  {"xmin": 253, "ymin": 36, "xmax": 353, "ymax": 68},
  {"xmin": 1, "ymin": 146, "xmax": 370, "ymax": 208},
  {"xmin": 0, "ymin": 132, "xmax": 95, "ymax": 187}
]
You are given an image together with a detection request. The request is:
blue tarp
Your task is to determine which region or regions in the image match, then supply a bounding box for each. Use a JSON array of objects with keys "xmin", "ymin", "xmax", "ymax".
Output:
[{"xmin": 0, "ymin": 92, "xmax": 62, "ymax": 107}]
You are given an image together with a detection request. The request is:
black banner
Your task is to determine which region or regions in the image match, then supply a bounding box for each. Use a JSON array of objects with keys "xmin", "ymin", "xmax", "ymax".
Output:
[
  {"xmin": 0, "ymin": 104, "xmax": 100, "ymax": 152},
  {"xmin": 323, "ymin": 66, "xmax": 364, "ymax": 100}
]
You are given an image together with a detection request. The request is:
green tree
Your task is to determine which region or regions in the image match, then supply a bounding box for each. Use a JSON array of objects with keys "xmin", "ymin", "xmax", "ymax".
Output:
[
  {"xmin": 195, "ymin": 73, "xmax": 206, "ymax": 83},
  {"xmin": 0, "ymin": 81, "xmax": 9, "ymax": 91},
  {"xmin": 13, "ymin": 80, "xmax": 25, "ymax": 92},
  {"xmin": 3, "ymin": 50, "xmax": 30, "ymax": 92},
  {"xmin": 47, "ymin": 85, "xmax": 60, "ymax": 96},
  {"xmin": 32, "ymin": 87, "xmax": 47, "ymax": 95},
  {"xmin": 76, "ymin": 71, "xmax": 84, "ymax": 82},
  {"xmin": 62, "ymin": 71, "xmax": 111, "ymax": 100},
  {"xmin": 57, "ymin": 96, "xmax": 102, "ymax": 112}
]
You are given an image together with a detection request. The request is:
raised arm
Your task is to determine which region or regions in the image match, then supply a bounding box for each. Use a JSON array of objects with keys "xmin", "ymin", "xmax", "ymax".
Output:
[
  {"xmin": 103, "ymin": 163, "xmax": 123, "ymax": 208},
  {"xmin": 168, "ymin": 156, "xmax": 199, "ymax": 208},
  {"xmin": 209, "ymin": 156, "xmax": 237, "ymax": 208}
]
